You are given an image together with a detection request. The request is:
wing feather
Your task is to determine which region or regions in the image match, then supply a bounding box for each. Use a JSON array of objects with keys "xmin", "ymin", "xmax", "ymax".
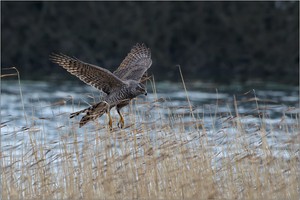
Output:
[
  {"xmin": 50, "ymin": 53, "xmax": 126, "ymax": 94},
  {"xmin": 113, "ymin": 43, "xmax": 152, "ymax": 81}
]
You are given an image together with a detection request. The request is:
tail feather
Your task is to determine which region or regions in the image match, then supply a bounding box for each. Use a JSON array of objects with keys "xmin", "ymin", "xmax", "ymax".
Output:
[
  {"xmin": 70, "ymin": 101, "xmax": 110, "ymax": 128},
  {"xmin": 70, "ymin": 108, "xmax": 88, "ymax": 119}
]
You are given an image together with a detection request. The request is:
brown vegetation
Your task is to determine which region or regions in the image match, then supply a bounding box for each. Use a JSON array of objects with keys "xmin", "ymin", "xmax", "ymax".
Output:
[{"xmin": 1, "ymin": 72, "xmax": 299, "ymax": 199}]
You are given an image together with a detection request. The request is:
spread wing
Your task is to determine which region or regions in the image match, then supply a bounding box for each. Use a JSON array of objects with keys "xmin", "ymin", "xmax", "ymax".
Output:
[
  {"xmin": 50, "ymin": 53, "xmax": 126, "ymax": 95},
  {"xmin": 113, "ymin": 43, "xmax": 152, "ymax": 81}
]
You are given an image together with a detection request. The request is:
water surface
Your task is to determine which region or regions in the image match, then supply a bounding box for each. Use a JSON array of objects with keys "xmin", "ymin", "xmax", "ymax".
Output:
[{"xmin": 1, "ymin": 80, "xmax": 299, "ymax": 160}]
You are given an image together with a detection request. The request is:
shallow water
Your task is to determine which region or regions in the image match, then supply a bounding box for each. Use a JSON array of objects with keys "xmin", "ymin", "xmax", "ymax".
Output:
[{"xmin": 1, "ymin": 80, "xmax": 299, "ymax": 160}]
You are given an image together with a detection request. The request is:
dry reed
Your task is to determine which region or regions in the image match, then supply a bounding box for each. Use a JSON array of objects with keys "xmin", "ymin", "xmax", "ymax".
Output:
[{"xmin": 1, "ymin": 69, "xmax": 299, "ymax": 200}]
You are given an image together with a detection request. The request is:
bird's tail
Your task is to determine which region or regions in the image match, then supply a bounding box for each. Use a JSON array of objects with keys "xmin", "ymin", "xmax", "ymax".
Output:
[
  {"xmin": 70, "ymin": 101, "xmax": 110, "ymax": 127},
  {"xmin": 70, "ymin": 108, "xmax": 87, "ymax": 119}
]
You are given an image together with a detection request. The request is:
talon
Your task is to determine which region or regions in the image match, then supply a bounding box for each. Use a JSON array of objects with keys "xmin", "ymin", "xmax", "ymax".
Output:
[
  {"xmin": 107, "ymin": 112, "xmax": 113, "ymax": 130},
  {"xmin": 117, "ymin": 120, "xmax": 124, "ymax": 129},
  {"xmin": 117, "ymin": 109, "xmax": 125, "ymax": 129}
]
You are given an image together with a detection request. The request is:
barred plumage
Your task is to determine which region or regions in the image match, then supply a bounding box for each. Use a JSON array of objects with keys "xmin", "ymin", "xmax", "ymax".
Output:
[
  {"xmin": 114, "ymin": 43, "xmax": 152, "ymax": 81},
  {"xmin": 50, "ymin": 43, "xmax": 152, "ymax": 128}
]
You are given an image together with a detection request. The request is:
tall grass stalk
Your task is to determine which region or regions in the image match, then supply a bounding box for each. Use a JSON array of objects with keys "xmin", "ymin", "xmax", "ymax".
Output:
[{"xmin": 1, "ymin": 73, "xmax": 299, "ymax": 199}]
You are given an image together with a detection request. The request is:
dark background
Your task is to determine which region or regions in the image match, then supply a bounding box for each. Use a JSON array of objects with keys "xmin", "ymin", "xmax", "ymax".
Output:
[{"xmin": 1, "ymin": 1, "xmax": 299, "ymax": 85}]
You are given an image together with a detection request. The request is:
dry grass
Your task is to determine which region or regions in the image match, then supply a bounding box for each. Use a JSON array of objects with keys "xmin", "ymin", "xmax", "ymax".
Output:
[{"xmin": 1, "ymin": 70, "xmax": 299, "ymax": 199}]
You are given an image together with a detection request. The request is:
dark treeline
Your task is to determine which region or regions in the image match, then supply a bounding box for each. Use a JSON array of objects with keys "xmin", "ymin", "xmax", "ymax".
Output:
[{"xmin": 2, "ymin": 1, "xmax": 299, "ymax": 84}]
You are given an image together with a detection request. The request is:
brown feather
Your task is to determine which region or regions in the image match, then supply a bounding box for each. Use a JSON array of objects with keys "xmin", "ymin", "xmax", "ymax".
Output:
[
  {"xmin": 113, "ymin": 43, "xmax": 152, "ymax": 81},
  {"xmin": 50, "ymin": 53, "xmax": 125, "ymax": 94}
]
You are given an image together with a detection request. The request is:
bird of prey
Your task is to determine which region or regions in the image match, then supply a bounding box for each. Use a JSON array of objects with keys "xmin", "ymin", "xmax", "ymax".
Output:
[{"xmin": 50, "ymin": 43, "xmax": 152, "ymax": 128}]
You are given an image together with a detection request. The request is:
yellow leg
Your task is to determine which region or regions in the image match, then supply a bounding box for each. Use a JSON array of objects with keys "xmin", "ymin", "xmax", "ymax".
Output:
[
  {"xmin": 107, "ymin": 112, "xmax": 113, "ymax": 130},
  {"xmin": 117, "ymin": 110, "xmax": 124, "ymax": 128}
]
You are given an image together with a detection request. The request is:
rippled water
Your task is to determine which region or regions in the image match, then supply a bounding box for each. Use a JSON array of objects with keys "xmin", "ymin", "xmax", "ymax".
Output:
[{"xmin": 1, "ymin": 80, "xmax": 299, "ymax": 159}]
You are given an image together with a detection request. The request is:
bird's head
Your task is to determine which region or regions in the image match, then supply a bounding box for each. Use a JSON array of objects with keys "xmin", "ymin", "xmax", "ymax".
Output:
[
  {"xmin": 128, "ymin": 80, "xmax": 147, "ymax": 97},
  {"xmin": 138, "ymin": 82, "xmax": 147, "ymax": 96}
]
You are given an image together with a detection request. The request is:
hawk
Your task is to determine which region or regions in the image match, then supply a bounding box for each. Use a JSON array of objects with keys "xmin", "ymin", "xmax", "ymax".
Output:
[{"xmin": 50, "ymin": 43, "xmax": 152, "ymax": 128}]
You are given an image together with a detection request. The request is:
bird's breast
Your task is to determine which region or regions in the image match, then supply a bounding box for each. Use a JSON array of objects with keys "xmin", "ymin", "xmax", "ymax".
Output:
[{"xmin": 106, "ymin": 87, "xmax": 133, "ymax": 106}]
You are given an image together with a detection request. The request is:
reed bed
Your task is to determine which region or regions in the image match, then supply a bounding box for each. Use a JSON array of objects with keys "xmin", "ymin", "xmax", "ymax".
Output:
[{"xmin": 1, "ymin": 71, "xmax": 299, "ymax": 199}]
